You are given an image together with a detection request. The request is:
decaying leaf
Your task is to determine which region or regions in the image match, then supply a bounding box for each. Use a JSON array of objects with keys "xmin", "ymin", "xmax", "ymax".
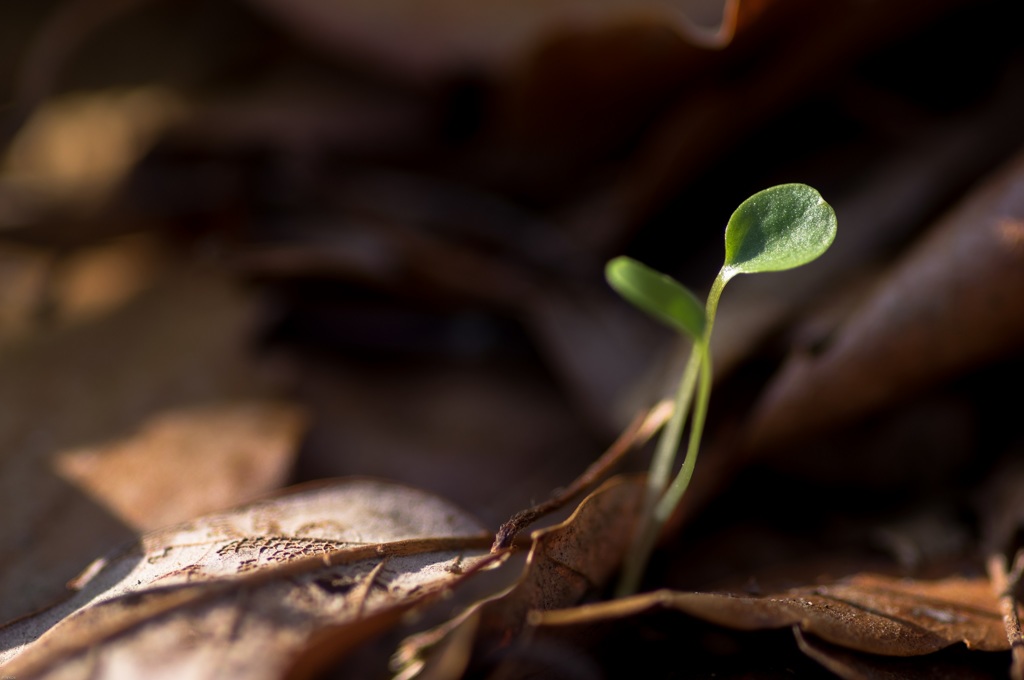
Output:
[
  {"xmin": 0, "ymin": 478, "xmax": 494, "ymax": 679},
  {"xmin": 535, "ymin": 572, "xmax": 1006, "ymax": 657},
  {"xmin": 395, "ymin": 475, "xmax": 644, "ymax": 678},
  {"xmin": 746, "ymin": 145, "xmax": 1024, "ymax": 451}
]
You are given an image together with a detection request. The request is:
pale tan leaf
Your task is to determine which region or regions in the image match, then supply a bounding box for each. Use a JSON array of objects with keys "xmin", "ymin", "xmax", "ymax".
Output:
[
  {"xmin": 2, "ymin": 87, "xmax": 190, "ymax": 208},
  {"xmin": 0, "ymin": 478, "xmax": 493, "ymax": 679},
  {"xmin": 52, "ymin": 400, "xmax": 306, "ymax": 531}
]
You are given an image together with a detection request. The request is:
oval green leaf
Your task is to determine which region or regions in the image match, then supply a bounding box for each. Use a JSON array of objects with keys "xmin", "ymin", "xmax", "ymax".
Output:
[
  {"xmin": 605, "ymin": 256, "xmax": 706, "ymax": 339},
  {"xmin": 722, "ymin": 184, "xmax": 837, "ymax": 280}
]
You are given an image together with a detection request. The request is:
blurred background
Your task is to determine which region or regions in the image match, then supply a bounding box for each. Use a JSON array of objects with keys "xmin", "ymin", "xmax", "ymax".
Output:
[{"xmin": 3, "ymin": 0, "xmax": 1024, "ymax": 631}]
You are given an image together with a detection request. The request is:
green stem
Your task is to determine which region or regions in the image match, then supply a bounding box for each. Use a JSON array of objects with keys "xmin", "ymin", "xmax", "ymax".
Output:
[
  {"xmin": 704, "ymin": 271, "xmax": 727, "ymax": 338},
  {"xmin": 647, "ymin": 347, "xmax": 701, "ymax": 500},
  {"xmin": 653, "ymin": 342, "xmax": 711, "ymax": 525},
  {"xmin": 615, "ymin": 350, "xmax": 699, "ymax": 597},
  {"xmin": 652, "ymin": 272, "xmax": 724, "ymax": 524},
  {"xmin": 615, "ymin": 272, "xmax": 728, "ymax": 597}
]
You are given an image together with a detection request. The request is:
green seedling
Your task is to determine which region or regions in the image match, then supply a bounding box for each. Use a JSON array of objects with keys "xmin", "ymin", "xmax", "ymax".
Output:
[{"xmin": 607, "ymin": 183, "xmax": 837, "ymax": 596}]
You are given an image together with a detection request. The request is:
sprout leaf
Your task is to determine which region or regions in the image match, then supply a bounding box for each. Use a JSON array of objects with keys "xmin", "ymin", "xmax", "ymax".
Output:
[
  {"xmin": 606, "ymin": 256, "xmax": 706, "ymax": 339},
  {"xmin": 722, "ymin": 183, "xmax": 837, "ymax": 280}
]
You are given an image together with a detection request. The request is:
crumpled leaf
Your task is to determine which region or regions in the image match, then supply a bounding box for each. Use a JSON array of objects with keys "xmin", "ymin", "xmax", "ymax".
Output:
[
  {"xmin": 394, "ymin": 475, "xmax": 644, "ymax": 678},
  {"xmin": 746, "ymin": 145, "xmax": 1024, "ymax": 451},
  {"xmin": 535, "ymin": 573, "xmax": 1006, "ymax": 657},
  {"xmin": 0, "ymin": 478, "xmax": 493, "ymax": 678}
]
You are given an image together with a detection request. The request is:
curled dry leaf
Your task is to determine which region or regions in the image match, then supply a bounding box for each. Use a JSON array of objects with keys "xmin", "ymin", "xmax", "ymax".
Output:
[
  {"xmin": 395, "ymin": 475, "xmax": 644, "ymax": 678},
  {"xmin": 0, "ymin": 478, "xmax": 493, "ymax": 679},
  {"xmin": 746, "ymin": 146, "xmax": 1024, "ymax": 451},
  {"xmin": 536, "ymin": 573, "xmax": 1006, "ymax": 657}
]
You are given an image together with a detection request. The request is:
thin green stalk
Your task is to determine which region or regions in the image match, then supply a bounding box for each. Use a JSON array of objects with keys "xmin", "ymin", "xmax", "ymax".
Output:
[
  {"xmin": 655, "ymin": 274, "xmax": 729, "ymax": 518},
  {"xmin": 616, "ymin": 274, "xmax": 727, "ymax": 597},
  {"xmin": 654, "ymin": 273, "xmax": 725, "ymax": 523},
  {"xmin": 646, "ymin": 347, "xmax": 701, "ymax": 499},
  {"xmin": 616, "ymin": 340, "xmax": 710, "ymax": 597},
  {"xmin": 615, "ymin": 354, "xmax": 697, "ymax": 597},
  {"xmin": 704, "ymin": 272, "xmax": 727, "ymax": 338},
  {"xmin": 654, "ymin": 342, "xmax": 711, "ymax": 525}
]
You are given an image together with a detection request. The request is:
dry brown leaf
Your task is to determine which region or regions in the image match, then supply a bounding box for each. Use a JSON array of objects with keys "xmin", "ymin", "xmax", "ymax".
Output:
[
  {"xmin": 2, "ymin": 86, "xmax": 189, "ymax": 208},
  {"xmin": 0, "ymin": 478, "xmax": 494, "ymax": 678},
  {"xmin": 52, "ymin": 400, "xmax": 306, "ymax": 531},
  {"xmin": 0, "ymin": 264, "xmax": 288, "ymax": 625},
  {"xmin": 794, "ymin": 627, "xmax": 1008, "ymax": 680},
  {"xmin": 537, "ymin": 573, "xmax": 1006, "ymax": 657},
  {"xmin": 514, "ymin": 475, "xmax": 643, "ymax": 611},
  {"xmin": 394, "ymin": 475, "xmax": 644, "ymax": 678},
  {"xmin": 746, "ymin": 145, "xmax": 1024, "ymax": 452}
]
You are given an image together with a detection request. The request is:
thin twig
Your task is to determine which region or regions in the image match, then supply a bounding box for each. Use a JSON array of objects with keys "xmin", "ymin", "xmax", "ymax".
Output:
[
  {"xmin": 490, "ymin": 399, "xmax": 672, "ymax": 552},
  {"xmin": 987, "ymin": 549, "xmax": 1024, "ymax": 680}
]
